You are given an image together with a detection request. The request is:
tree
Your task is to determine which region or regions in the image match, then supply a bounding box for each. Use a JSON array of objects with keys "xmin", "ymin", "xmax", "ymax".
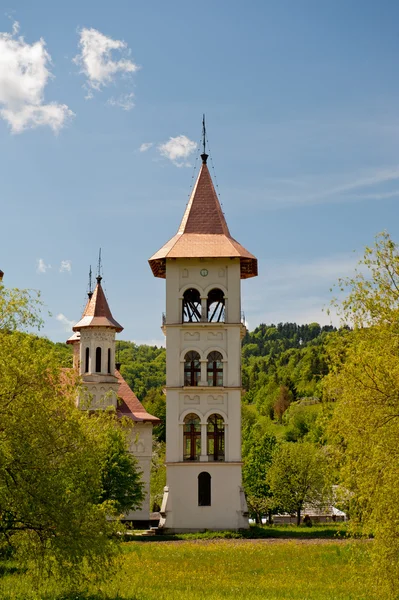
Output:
[
  {"xmin": 100, "ymin": 419, "xmax": 144, "ymax": 514},
  {"xmin": 266, "ymin": 441, "xmax": 329, "ymax": 525},
  {"xmin": 273, "ymin": 385, "xmax": 293, "ymax": 422},
  {"xmin": 325, "ymin": 232, "xmax": 399, "ymax": 598},
  {"xmin": 242, "ymin": 432, "xmax": 277, "ymax": 523},
  {"xmin": 0, "ymin": 283, "xmax": 44, "ymax": 331},
  {"xmin": 0, "ymin": 285, "xmax": 143, "ymax": 587}
]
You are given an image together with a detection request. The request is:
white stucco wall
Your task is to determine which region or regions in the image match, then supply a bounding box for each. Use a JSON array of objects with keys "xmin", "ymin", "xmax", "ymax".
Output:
[{"xmin": 161, "ymin": 257, "xmax": 249, "ymax": 531}]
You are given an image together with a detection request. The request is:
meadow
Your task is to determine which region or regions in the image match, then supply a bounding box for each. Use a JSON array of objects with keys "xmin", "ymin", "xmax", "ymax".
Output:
[{"xmin": 0, "ymin": 530, "xmax": 376, "ymax": 600}]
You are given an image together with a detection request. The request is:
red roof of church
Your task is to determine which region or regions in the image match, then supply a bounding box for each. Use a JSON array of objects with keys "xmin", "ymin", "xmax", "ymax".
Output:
[
  {"xmin": 115, "ymin": 369, "xmax": 160, "ymax": 423},
  {"xmin": 149, "ymin": 160, "xmax": 258, "ymax": 279},
  {"xmin": 73, "ymin": 277, "xmax": 123, "ymax": 332}
]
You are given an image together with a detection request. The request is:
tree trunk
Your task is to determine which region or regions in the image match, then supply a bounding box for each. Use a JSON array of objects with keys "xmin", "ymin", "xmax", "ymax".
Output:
[
  {"xmin": 297, "ymin": 506, "xmax": 301, "ymax": 526},
  {"xmin": 268, "ymin": 509, "xmax": 273, "ymax": 525}
]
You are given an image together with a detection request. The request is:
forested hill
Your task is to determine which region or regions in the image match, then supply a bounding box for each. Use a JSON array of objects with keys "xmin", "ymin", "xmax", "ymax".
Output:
[{"xmin": 241, "ymin": 322, "xmax": 335, "ymax": 418}]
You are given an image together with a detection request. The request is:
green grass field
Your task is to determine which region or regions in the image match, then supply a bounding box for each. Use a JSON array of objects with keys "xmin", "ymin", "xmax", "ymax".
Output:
[{"xmin": 0, "ymin": 530, "xmax": 376, "ymax": 600}]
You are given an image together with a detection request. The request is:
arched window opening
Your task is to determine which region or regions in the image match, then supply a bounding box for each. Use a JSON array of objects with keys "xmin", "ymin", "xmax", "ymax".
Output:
[
  {"xmin": 107, "ymin": 348, "xmax": 111, "ymax": 374},
  {"xmin": 95, "ymin": 347, "xmax": 102, "ymax": 373},
  {"xmin": 85, "ymin": 347, "xmax": 90, "ymax": 373},
  {"xmin": 198, "ymin": 472, "xmax": 211, "ymax": 506},
  {"xmin": 184, "ymin": 351, "xmax": 201, "ymax": 386},
  {"xmin": 183, "ymin": 413, "xmax": 201, "ymax": 461},
  {"xmin": 182, "ymin": 288, "xmax": 201, "ymax": 323},
  {"xmin": 207, "ymin": 414, "xmax": 225, "ymax": 462},
  {"xmin": 207, "ymin": 351, "xmax": 223, "ymax": 387},
  {"xmin": 207, "ymin": 288, "xmax": 225, "ymax": 322}
]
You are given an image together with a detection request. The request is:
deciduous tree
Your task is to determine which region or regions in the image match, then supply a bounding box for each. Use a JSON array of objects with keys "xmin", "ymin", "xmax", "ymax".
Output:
[
  {"xmin": 266, "ymin": 441, "xmax": 329, "ymax": 525},
  {"xmin": 326, "ymin": 232, "xmax": 399, "ymax": 598}
]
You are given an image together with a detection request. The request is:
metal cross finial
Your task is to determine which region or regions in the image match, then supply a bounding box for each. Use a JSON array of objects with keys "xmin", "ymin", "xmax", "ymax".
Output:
[
  {"xmin": 201, "ymin": 114, "xmax": 208, "ymax": 164},
  {"xmin": 88, "ymin": 265, "xmax": 93, "ymax": 298},
  {"xmin": 97, "ymin": 248, "xmax": 102, "ymax": 282}
]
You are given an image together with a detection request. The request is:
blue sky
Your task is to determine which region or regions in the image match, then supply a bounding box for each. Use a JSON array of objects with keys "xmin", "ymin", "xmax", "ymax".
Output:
[{"xmin": 1, "ymin": 0, "xmax": 399, "ymax": 344}]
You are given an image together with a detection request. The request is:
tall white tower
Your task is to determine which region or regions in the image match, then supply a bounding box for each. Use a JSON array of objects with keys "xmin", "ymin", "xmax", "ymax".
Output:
[{"xmin": 149, "ymin": 140, "xmax": 258, "ymax": 532}]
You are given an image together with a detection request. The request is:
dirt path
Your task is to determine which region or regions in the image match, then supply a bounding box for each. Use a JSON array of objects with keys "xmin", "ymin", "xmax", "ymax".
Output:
[{"xmin": 141, "ymin": 537, "xmax": 352, "ymax": 546}]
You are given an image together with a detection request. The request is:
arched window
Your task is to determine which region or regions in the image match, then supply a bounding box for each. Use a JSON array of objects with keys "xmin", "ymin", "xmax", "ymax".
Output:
[
  {"xmin": 207, "ymin": 351, "xmax": 223, "ymax": 387},
  {"xmin": 107, "ymin": 348, "xmax": 111, "ymax": 374},
  {"xmin": 184, "ymin": 351, "xmax": 201, "ymax": 386},
  {"xmin": 198, "ymin": 472, "xmax": 211, "ymax": 506},
  {"xmin": 183, "ymin": 413, "xmax": 201, "ymax": 461},
  {"xmin": 207, "ymin": 414, "xmax": 225, "ymax": 462},
  {"xmin": 95, "ymin": 347, "xmax": 102, "ymax": 373},
  {"xmin": 85, "ymin": 347, "xmax": 90, "ymax": 373},
  {"xmin": 182, "ymin": 288, "xmax": 201, "ymax": 323},
  {"xmin": 207, "ymin": 288, "xmax": 225, "ymax": 322}
]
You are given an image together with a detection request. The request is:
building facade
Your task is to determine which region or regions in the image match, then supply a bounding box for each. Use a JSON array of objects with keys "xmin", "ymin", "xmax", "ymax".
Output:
[
  {"xmin": 149, "ymin": 151, "xmax": 258, "ymax": 532},
  {"xmin": 67, "ymin": 275, "xmax": 159, "ymax": 525}
]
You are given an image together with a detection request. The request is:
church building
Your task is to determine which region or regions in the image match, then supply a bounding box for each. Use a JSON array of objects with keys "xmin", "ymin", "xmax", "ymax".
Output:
[
  {"xmin": 149, "ymin": 140, "xmax": 258, "ymax": 532},
  {"xmin": 66, "ymin": 273, "xmax": 159, "ymax": 526}
]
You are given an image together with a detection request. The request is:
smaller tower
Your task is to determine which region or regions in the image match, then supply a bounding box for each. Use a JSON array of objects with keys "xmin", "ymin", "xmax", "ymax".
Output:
[
  {"xmin": 66, "ymin": 268, "xmax": 160, "ymax": 526},
  {"xmin": 71, "ymin": 274, "xmax": 123, "ymax": 409}
]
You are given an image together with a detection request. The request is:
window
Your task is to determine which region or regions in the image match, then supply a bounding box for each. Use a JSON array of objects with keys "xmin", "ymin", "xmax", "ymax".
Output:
[
  {"xmin": 182, "ymin": 288, "xmax": 201, "ymax": 322},
  {"xmin": 207, "ymin": 414, "xmax": 225, "ymax": 461},
  {"xmin": 207, "ymin": 288, "xmax": 225, "ymax": 322},
  {"xmin": 183, "ymin": 413, "xmax": 201, "ymax": 461},
  {"xmin": 198, "ymin": 472, "xmax": 211, "ymax": 506},
  {"xmin": 207, "ymin": 351, "xmax": 223, "ymax": 387},
  {"xmin": 107, "ymin": 348, "xmax": 111, "ymax": 374},
  {"xmin": 85, "ymin": 347, "xmax": 90, "ymax": 373},
  {"xmin": 95, "ymin": 347, "xmax": 101, "ymax": 373},
  {"xmin": 184, "ymin": 351, "xmax": 201, "ymax": 386}
]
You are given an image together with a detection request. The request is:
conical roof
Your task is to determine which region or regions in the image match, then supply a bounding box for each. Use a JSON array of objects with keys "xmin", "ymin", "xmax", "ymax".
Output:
[
  {"xmin": 73, "ymin": 277, "xmax": 123, "ymax": 332},
  {"xmin": 149, "ymin": 161, "xmax": 258, "ymax": 279}
]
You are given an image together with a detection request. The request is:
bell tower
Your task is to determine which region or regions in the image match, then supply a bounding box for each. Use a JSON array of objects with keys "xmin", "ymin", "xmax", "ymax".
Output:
[{"xmin": 149, "ymin": 122, "xmax": 258, "ymax": 532}]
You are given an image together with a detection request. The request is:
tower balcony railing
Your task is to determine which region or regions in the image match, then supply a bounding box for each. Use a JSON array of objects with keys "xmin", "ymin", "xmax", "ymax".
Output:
[{"xmin": 162, "ymin": 311, "xmax": 247, "ymax": 326}]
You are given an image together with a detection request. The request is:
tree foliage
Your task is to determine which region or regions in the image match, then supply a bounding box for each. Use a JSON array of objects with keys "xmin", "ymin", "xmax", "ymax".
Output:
[
  {"xmin": 326, "ymin": 232, "xmax": 399, "ymax": 598},
  {"xmin": 266, "ymin": 441, "xmax": 329, "ymax": 525},
  {"xmin": 0, "ymin": 286, "xmax": 143, "ymax": 586},
  {"xmin": 0, "ymin": 284, "xmax": 44, "ymax": 332},
  {"xmin": 242, "ymin": 432, "xmax": 277, "ymax": 523}
]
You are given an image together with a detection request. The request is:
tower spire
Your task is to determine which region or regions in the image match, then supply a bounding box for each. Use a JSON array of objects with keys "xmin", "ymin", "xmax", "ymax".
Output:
[
  {"xmin": 88, "ymin": 265, "xmax": 93, "ymax": 299},
  {"xmin": 201, "ymin": 114, "xmax": 208, "ymax": 164},
  {"xmin": 97, "ymin": 248, "xmax": 102, "ymax": 282}
]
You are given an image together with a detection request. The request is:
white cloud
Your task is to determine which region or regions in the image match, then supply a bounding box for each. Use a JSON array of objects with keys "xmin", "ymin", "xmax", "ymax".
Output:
[
  {"xmin": 158, "ymin": 135, "xmax": 197, "ymax": 167},
  {"xmin": 36, "ymin": 258, "xmax": 51, "ymax": 274},
  {"xmin": 0, "ymin": 21, "xmax": 74, "ymax": 133},
  {"xmin": 56, "ymin": 313, "xmax": 75, "ymax": 331},
  {"xmin": 74, "ymin": 28, "xmax": 138, "ymax": 99},
  {"xmin": 107, "ymin": 92, "xmax": 135, "ymax": 111},
  {"xmin": 59, "ymin": 260, "xmax": 72, "ymax": 273},
  {"xmin": 139, "ymin": 142, "xmax": 153, "ymax": 152}
]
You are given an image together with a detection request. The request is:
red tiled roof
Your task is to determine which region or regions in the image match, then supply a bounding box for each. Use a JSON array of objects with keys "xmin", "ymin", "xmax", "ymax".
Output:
[
  {"xmin": 73, "ymin": 278, "xmax": 123, "ymax": 332},
  {"xmin": 115, "ymin": 370, "xmax": 161, "ymax": 423},
  {"xmin": 149, "ymin": 162, "xmax": 258, "ymax": 279}
]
